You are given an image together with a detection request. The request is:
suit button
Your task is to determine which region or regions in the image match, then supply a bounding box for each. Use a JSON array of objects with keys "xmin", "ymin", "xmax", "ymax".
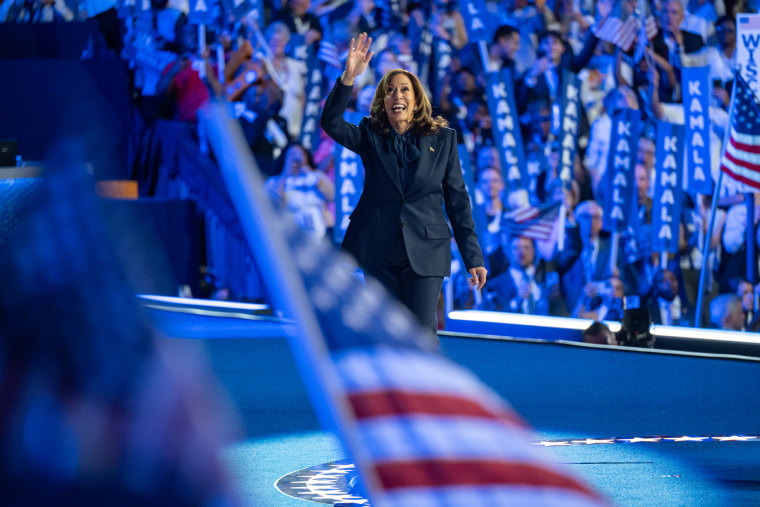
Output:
[{"xmin": 401, "ymin": 222, "xmax": 408, "ymax": 229}]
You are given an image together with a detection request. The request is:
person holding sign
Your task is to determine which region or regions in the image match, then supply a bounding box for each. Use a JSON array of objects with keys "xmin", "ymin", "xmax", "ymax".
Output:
[{"xmin": 320, "ymin": 32, "xmax": 487, "ymax": 338}]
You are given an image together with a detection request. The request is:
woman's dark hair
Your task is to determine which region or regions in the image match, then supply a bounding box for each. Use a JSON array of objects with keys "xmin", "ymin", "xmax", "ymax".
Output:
[
  {"xmin": 276, "ymin": 142, "xmax": 315, "ymax": 175},
  {"xmin": 369, "ymin": 69, "xmax": 448, "ymax": 137}
]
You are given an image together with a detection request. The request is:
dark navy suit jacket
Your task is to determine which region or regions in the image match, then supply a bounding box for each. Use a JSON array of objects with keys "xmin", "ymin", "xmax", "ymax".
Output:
[{"xmin": 320, "ymin": 79, "xmax": 484, "ymax": 277}]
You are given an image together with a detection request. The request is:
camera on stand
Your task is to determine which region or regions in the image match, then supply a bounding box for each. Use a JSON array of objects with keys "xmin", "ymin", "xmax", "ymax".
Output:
[{"xmin": 614, "ymin": 296, "xmax": 655, "ymax": 348}]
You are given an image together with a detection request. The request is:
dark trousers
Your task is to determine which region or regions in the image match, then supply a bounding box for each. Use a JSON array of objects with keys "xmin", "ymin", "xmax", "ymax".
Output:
[{"xmin": 366, "ymin": 229, "xmax": 443, "ymax": 339}]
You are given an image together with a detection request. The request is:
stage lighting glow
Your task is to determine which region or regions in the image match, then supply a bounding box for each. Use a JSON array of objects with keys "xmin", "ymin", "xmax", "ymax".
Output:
[
  {"xmin": 447, "ymin": 310, "xmax": 622, "ymax": 333},
  {"xmin": 651, "ymin": 324, "xmax": 760, "ymax": 344},
  {"xmin": 137, "ymin": 294, "xmax": 270, "ymax": 312}
]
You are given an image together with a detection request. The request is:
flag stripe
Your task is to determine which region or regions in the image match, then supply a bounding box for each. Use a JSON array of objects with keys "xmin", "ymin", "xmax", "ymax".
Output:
[
  {"xmin": 721, "ymin": 162, "xmax": 760, "ymax": 189},
  {"xmin": 373, "ymin": 459, "xmax": 600, "ymax": 497},
  {"xmin": 725, "ymin": 144, "xmax": 760, "ymax": 170},
  {"xmin": 502, "ymin": 202, "xmax": 559, "ymax": 241},
  {"xmin": 348, "ymin": 390, "xmax": 525, "ymax": 424},
  {"xmin": 336, "ymin": 348, "xmax": 515, "ymax": 409},
  {"xmin": 356, "ymin": 416, "xmax": 546, "ymax": 462},
  {"xmin": 729, "ymin": 132, "xmax": 760, "ymax": 155}
]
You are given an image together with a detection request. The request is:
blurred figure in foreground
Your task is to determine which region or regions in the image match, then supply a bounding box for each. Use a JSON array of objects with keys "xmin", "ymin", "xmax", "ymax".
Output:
[{"xmin": 0, "ymin": 149, "xmax": 239, "ymax": 505}]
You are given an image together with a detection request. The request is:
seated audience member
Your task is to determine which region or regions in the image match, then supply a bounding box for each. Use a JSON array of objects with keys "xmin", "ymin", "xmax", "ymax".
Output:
[
  {"xmin": 482, "ymin": 234, "xmax": 564, "ymax": 315},
  {"xmin": 372, "ymin": 48, "xmax": 401, "ymax": 85},
  {"xmin": 709, "ymin": 293, "xmax": 744, "ymax": 331},
  {"xmin": 156, "ymin": 31, "xmax": 229, "ymax": 124},
  {"xmin": 582, "ymin": 321, "xmax": 618, "ymax": 345},
  {"xmin": 9, "ymin": 0, "xmax": 73, "ymax": 22},
  {"xmin": 346, "ymin": 0, "xmax": 385, "ymax": 37},
  {"xmin": 555, "ymin": 200, "xmax": 614, "ymax": 312},
  {"xmin": 131, "ymin": 0, "xmax": 187, "ymax": 120},
  {"xmin": 678, "ymin": 194, "xmax": 720, "ymax": 309},
  {"xmin": 522, "ymin": 100, "xmax": 556, "ymax": 202},
  {"xmin": 268, "ymin": 143, "xmax": 334, "ymax": 240},
  {"xmin": 474, "ymin": 167, "xmax": 506, "ymax": 255},
  {"xmin": 706, "ymin": 15, "xmax": 735, "ymax": 109},
  {"xmin": 503, "ymin": 0, "xmax": 548, "ymax": 76},
  {"xmin": 733, "ymin": 278, "xmax": 754, "ymax": 329},
  {"xmin": 489, "ymin": 24, "xmax": 522, "ymax": 75},
  {"xmin": 651, "ymin": 0, "xmax": 705, "ymax": 102},
  {"xmin": 518, "ymin": 29, "xmax": 599, "ymax": 113},
  {"xmin": 256, "ymin": 21, "xmax": 307, "ymax": 139},
  {"xmin": 272, "ymin": 0, "xmax": 323, "ymax": 46},
  {"xmin": 486, "ymin": 187, "xmax": 531, "ymax": 277},
  {"xmin": 576, "ymin": 275, "xmax": 625, "ymax": 321},
  {"xmin": 430, "ymin": 0, "xmax": 469, "ymax": 51},
  {"xmin": 584, "ymin": 85, "xmax": 639, "ymax": 195},
  {"xmin": 648, "ymin": 269, "xmax": 693, "ymax": 326},
  {"xmin": 715, "ymin": 199, "xmax": 759, "ymax": 294}
]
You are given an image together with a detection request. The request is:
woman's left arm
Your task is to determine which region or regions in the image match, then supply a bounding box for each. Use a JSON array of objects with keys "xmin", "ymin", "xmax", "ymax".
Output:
[
  {"xmin": 316, "ymin": 171, "xmax": 335, "ymax": 201},
  {"xmin": 441, "ymin": 129, "xmax": 487, "ymax": 288}
]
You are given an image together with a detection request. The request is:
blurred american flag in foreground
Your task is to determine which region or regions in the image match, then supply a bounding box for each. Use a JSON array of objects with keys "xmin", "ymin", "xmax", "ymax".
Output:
[{"xmin": 203, "ymin": 102, "xmax": 607, "ymax": 506}]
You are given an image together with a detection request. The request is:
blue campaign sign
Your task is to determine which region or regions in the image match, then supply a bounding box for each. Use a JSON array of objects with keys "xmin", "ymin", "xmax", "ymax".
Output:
[
  {"xmin": 652, "ymin": 121, "xmax": 685, "ymax": 254},
  {"xmin": 188, "ymin": 0, "xmax": 215, "ymax": 25},
  {"xmin": 432, "ymin": 37, "xmax": 453, "ymax": 101},
  {"xmin": 558, "ymin": 71, "xmax": 581, "ymax": 188},
  {"xmin": 458, "ymin": 0, "xmax": 494, "ymax": 42},
  {"xmin": 333, "ymin": 112, "xmax": 365, "ymax": 244},
  {"xmin": 681, "ymin": 66, "xmax": 712, "ymax": 194},
  {"xmin": 603, "ymin": 108, "xmax": 640, "ymax": 232},
  {"xmin": 299, "ymin": 46, "xmax": 323, "ymax": 152},
  {"xmin": 484, "ymin": 68, "xmax": 526, "ymax": 190}
]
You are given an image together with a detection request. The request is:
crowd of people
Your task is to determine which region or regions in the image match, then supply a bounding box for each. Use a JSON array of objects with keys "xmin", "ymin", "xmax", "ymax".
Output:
[{"xmin": 4, "ymin": 0, "xmax": 760, "ymax": 331}]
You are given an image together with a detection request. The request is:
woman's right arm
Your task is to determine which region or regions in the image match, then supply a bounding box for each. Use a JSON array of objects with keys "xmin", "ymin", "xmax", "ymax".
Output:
[{"xmin": 320, "ymin": 33, "xmax": 374, "ymax": 151}]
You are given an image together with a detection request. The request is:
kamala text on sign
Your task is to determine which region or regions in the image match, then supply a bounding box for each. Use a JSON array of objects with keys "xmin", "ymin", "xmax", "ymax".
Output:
[
  {"xmin": 652, "ymin": 121, "xmax": 684, "ymax": 253},
  {"xmin": 300, "ymin": 49, "xmax": 323, "ymax": 152},
  {"xmin": 485, "ymin": 69, "xmax": 525, "ymax": 189},
  {"xmin": 559, "ymin": 71, "xmax": 581, "ymax": 186},
  {"xmin": 459, "ymin": 0, "xmax": 489, "ymax": 41},
  {"xmin": 333, "ymin": 112, "xmax": 365, "ymax": 243},
  {"xmin": 603, "ymin": 109, "xmax": 640, "ymax": 232},
  {"xmin": 681, "ymin": 67, "xmax": 711, "ymax": 194}
]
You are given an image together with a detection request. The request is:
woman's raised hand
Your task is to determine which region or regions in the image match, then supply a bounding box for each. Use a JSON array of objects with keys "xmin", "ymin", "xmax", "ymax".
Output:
[{"xmin": 341, "ymin": 32, "xmax": 374, "ymax": 86}]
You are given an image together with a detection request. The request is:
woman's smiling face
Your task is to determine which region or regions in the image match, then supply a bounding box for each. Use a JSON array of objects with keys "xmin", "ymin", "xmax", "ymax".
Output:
[{"xmin": 383, "ymin": 73, "xmax": 416, "ymax": 133}]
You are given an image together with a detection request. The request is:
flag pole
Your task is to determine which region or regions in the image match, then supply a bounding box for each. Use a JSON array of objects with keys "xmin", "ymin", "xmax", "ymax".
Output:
[
  {"xmin": 747, "ymin": 192, "xmax": 756, "ymax": 285},
  {"xmin": 199, "ymin": 102, "xmax": 384, "ymax": 501},
  {"xmin": 558, "ymin": 203, "xmax": 566, "ymax": 251},
  {"xmin": 694, "ymin": 70, "xmax": 738, "ymax": 327},
  {"xmin": 609, "ymin": 230, "xmax": 619, "ymax": 276}
]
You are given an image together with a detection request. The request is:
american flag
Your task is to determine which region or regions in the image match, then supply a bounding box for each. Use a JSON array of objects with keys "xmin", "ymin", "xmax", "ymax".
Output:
[
  {"xmin": 502, "ymin": 201, "xmax": 560, "ymax": 241},
  {"xmin": 595, "ymin": 17, "xmax": 638, "ymax": 52},
  {"xmin": 719, "ymin": 74, "xmax": 760, "ymax": 190},
  {"xmin": 287, "ymin": 230, "xmax": 604, "ymax": 506},
  {"xmin": 203, "ymin": 102, "xmax": 605, "ymax": 507}
]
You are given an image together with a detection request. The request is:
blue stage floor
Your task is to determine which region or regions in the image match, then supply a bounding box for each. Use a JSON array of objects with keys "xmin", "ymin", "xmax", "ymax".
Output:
[{"xmin": 147, "ymin": 303, "xmax": 760, "ymax": 505}]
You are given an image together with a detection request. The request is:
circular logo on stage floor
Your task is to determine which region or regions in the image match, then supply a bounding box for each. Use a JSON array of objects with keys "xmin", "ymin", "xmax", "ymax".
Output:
[{"xmin": 275, "ymin": 459, "xmax": 368, "ymax": 505}]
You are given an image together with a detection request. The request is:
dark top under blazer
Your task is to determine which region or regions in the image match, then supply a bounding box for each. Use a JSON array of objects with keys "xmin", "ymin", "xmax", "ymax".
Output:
[{"xmin": 320, "ymin": 79, "xmax": 484, "ymax": 277}]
